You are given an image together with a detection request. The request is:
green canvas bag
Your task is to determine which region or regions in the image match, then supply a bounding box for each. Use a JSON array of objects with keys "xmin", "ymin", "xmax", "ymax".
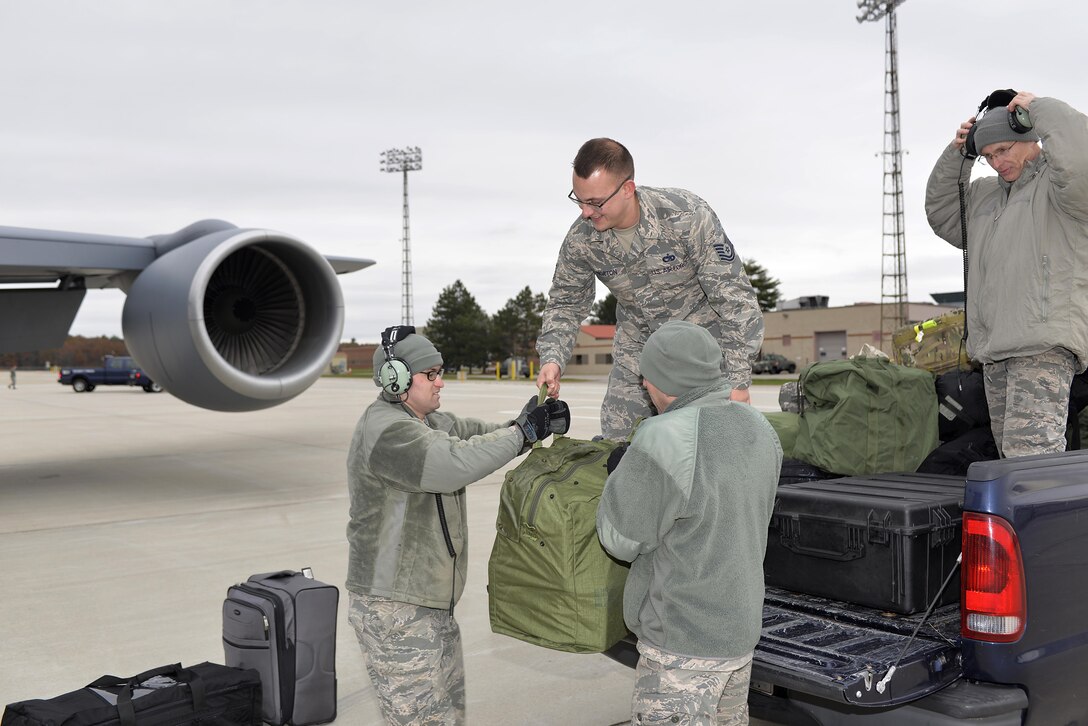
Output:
[
  {"xmin": 487, "ymin": 434, "xmax": 630, "ymax": 653},
  {"xmin": 793, "ymin": 357, "xmax": 939, "ymax": 476}
]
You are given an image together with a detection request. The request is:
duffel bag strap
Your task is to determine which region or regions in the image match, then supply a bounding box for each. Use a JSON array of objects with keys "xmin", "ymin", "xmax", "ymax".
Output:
[
  {"xmin": 533, "ymin": 384, "xmax": 548, "ymax": 450},
  {"xmin": 87, "ymin": 663, "xmax": 206, "ymax": 724}
]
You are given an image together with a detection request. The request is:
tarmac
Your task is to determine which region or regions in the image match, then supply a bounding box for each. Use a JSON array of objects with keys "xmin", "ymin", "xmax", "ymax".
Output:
[{"xmin": 0, "ymin": 369, "xmax": 782, "ymax": 724}]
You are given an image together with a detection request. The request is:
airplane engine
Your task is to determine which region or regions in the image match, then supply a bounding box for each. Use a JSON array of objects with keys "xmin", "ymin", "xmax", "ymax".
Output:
[{"xmin": 121, "ymin": 225, "xmax": 344, "ymax": 412}]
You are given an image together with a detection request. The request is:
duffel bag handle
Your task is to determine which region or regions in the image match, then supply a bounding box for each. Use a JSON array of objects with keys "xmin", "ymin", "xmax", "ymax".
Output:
[
  {"xmin": 86, "ymin": 662, "xmax": 183, "ymax": 689},
  {"xmin": 533, "ymin": 384, "xmax": 548, "ymax": 450},
  {"xmin": 87, "ymin": 664, "xmax": 206, "ymax": 726}
]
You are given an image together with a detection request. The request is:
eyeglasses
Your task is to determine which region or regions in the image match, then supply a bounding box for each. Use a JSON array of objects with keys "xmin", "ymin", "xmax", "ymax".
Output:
[
  {"xmin": 418, "ymin": 368, "xmax": 443, "ymax": 382},
  {"xmin": 568, "ymin": 175, "xmax": 632, "ymax": 211},
  {"xmin": 979, "ymin": 143, "xmax": 1017, "ymax": 166}
]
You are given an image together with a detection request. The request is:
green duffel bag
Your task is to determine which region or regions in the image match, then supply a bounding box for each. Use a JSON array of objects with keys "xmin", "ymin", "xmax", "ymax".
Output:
[
  {"xmin": 487, "ymin": 434, "xmax": 630, "ymax": 653},
  {"xmin": 762, "ymin": 411, "xmax": 800, "ymax": 459},
  {"xmin": 793, "ymin": 357, "xmax": 939, "ymax": 476}
]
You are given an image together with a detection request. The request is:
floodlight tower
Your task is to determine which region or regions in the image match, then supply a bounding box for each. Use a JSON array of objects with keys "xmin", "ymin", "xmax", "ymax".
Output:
[
  {"xmin": 380, "ymin": 146, "xmax": 422, "ymax": 326},
  {"xmin": 858, "ymin": 0, "xmax": 908, "ymax": 346}
]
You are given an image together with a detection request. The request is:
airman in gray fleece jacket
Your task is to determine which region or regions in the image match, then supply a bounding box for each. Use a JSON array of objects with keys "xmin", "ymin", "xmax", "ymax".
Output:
[
  {"xmin": 597, "ymin": 320, "xmax": 781, "ymax": 726},
  {"xmin": 346, "ymin": 329, "xmax": 567, "ymax": 725},
  {"xmin": 926, "ymin": 91, "xmax": 1088, "ymax": 456}
]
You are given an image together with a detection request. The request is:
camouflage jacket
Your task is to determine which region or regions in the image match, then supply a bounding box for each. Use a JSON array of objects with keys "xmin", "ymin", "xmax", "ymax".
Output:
[
  {"xmin": 346, "ymin": 396, "xmax": 522, "ymax": 610},
  {"xmin": 926, "ymin": 97, "xmax": 1088, "ymax": 370},
  {"xmin": 596, "ymin": 385, "xmax": 782, "ymax": 658},
  {"xmin": 537, "ymin": 186, "xmax": 763, "ymax": 387}
]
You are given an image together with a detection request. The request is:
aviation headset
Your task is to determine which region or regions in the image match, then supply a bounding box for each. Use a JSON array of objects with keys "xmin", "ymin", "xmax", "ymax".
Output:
[
  {"xmin": 963, "ymin": 88, "xmax": 1034, "ymax": 159},
  {"xmin": 377, "ymin": 325, "xmax": 417, "ymax": 395}
]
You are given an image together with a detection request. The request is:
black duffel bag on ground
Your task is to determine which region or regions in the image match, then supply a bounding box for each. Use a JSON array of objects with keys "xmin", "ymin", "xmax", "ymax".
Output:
[{"xmin": 1, "ymin": 662, "xmax": 261, "ymax": 726}]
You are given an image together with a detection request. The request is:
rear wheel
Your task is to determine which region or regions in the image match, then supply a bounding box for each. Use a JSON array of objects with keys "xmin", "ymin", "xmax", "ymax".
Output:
[
  {"xmin": 71, "ymin": 378, "xmax": 89, "ymax": 392},
  {"xmin": 143, "ymin": 382, "xmax": 163, "ymax": 393}
]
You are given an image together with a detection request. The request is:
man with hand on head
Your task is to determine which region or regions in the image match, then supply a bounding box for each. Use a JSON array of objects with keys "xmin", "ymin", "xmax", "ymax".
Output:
[
  {"xmin": 346, "ymin": 325, "xmax": 569, "ymax": 725},
  {"xmin": 596, "ymin": 320, "xmax": 781, "ymax": 725},
  {"xmin": 926, "ymin": 89, "xmax": 1088, "ymax": 457}
]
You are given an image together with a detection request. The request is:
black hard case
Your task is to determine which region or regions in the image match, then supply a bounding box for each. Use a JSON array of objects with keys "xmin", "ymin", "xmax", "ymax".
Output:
[
  {"xmin": 763, "ymin": 473, "xmax": 963, "ymax": 614},
  {"xmin": 1, "ymin": 662, "xmax": 261, "ymax": 726},
  {"xmin": 223, "ymin": 570, "xmax": 338, "ymax": 726}
]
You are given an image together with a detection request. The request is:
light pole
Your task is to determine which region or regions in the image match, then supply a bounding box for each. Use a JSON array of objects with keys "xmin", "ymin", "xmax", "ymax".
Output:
[
  {"xmin": 380, "ymin": 146, "xmax": 422, "ymax": 326},
  {"xmin": 858, "ymin": 0, "xmax": 909, "ymax": 349}
]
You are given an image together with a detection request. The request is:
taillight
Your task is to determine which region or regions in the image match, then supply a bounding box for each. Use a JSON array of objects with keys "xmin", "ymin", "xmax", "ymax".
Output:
[{"xmin": 961, "ymin": 512, "xmax": 1026, "ymax": 642}]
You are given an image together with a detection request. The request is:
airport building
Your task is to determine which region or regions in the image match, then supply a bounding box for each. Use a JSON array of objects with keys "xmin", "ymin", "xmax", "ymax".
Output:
[
  {"xmin": 564, "ymin": 324, "xmax": 616, "ymax": 376},
  {"xmin": 564, "ymin": 295, "xmax": 963, "ymax": 376},
  {"xmin": 761, "ymin": 296, "xmax": 960, "ymax": 369}
]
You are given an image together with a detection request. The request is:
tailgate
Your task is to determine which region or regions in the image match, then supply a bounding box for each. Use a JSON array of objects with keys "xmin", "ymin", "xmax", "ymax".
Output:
[{"xmin": 753, "ymin": 588, "xmax": 962, "ymax": 707}]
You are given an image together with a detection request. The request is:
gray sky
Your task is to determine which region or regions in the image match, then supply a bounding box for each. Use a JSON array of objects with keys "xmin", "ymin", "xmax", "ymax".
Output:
[{"xmin": 2, "ymin": 1, "xmax": 1085, "ymax": 344}]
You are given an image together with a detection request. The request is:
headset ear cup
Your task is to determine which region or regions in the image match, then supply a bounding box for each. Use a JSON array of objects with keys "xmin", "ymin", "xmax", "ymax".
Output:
[
  {"xmin": 965, "ymin": 123, "xmax": 979, "ymax": 159},
  {"xmin": 1009, "ymin": 105, "xmax": 1033, "ymax": 133},
  {"xmin": 379, "ymin": 357, "xmax": 412, "ymax": 395}
]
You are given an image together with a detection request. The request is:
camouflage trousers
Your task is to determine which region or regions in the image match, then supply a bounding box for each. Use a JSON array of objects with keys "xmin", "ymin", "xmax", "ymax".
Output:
[
  {"xmin": 348, "ymin": 592, "xmax": 465, "ymax": 726},
  {"xmin": 631, "ymin": 644, "xmax": 753, "ymax": 725},
  {"xmin": 601, "ymin": 353, "xmax": 655, "ymax": 440},
  {"xmin": 983, "ymin": 347, "xmax": 1076, "ymax": 458}
]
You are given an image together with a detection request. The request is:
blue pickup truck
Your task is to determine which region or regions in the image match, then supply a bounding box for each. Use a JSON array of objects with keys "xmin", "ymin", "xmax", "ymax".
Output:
[
  {"xmin": 57, "ymin": 355, "xmax": 162, "ymax": 393},
  {"xmin": 606, "ymin": 450, "xmax": 1088, "ymax": 725}
]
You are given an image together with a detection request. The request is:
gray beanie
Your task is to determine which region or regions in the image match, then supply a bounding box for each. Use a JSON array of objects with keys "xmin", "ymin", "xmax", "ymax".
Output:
[
  {"xmin": 639, "ymin": 321, "xmax": 724, "ymax": 397},
  {"xmin": 372, "ymin": 332, "xmax": 443, "ymax": 388},
  {"xmin": 973, "ymin": 109, "xmax": 1040, "ymax": 154}
]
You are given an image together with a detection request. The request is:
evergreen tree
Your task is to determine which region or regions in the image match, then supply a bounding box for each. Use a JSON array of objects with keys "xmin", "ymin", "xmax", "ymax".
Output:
[
  {"xmin": 424, "ymin": 280, "xmax": 491, "ymax": 371},
  {"xmin": 589, "ymin": 293, "xmax": 617, "ymax": 325},
  {"xmin": 490, "ymin": 287, "xmax": 547, "ymax": 362},
  {"xmin": 743, "ymin": 259, "xmax": 782, "ymax": 312}
]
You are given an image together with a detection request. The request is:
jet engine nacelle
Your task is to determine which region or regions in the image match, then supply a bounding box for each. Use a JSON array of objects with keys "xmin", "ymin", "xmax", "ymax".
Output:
[{"xmin": 122, "ymin": 224, "xmax": 344, "ymax": 412}]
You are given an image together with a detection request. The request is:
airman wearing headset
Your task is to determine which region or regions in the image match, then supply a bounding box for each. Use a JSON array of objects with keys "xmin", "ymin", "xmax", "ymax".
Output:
[
  {"xmin": 925, "ymin": 89, "xmax": 1088, "ymax": 457},
  {"xmin": 345, "ymin": 326, "xmax": 568, "ymax": 725}
]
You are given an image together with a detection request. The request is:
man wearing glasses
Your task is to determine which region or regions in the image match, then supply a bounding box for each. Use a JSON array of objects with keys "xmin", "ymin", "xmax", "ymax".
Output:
[
  {"xmin": 926, "ymin": 90, "xmax": 1088, "ymax": 457},
  {"xmin": 536, "ymin": 137, "xmax": 764, "ymax": 440},
  {"xmin": 346, "ymin": 328, "xmax": 569, "ymax": 724}
]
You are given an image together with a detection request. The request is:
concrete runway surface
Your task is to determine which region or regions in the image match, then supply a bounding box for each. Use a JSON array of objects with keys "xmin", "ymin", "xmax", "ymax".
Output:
[{"xmin": 0, "ymin": 370, "xmax": 782, "ymax": 724}]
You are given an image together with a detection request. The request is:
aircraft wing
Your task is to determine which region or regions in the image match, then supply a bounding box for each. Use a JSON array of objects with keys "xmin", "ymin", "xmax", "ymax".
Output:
[{"xmin": 0, "ymin": 219, "xmax": 374, "ymax": 411}]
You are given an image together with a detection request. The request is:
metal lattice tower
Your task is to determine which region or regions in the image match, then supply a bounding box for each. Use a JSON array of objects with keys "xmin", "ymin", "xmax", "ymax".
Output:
[
  {"xmin": 858, "ymin": 1, "xmax": 908, "ymax": 345},
  {"xmin": 380, "ymin": 147, "xmax": 422, "ymax": 326}
]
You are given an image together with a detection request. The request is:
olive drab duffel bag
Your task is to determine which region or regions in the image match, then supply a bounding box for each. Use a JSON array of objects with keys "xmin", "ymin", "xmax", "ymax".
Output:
[
  {"xmin": 487, "ymin": 433, "xmax": 630, "ymax": 654},
  {"xmin": 793, "ymin": 357, "xmax": 939, "ymax": 476}
]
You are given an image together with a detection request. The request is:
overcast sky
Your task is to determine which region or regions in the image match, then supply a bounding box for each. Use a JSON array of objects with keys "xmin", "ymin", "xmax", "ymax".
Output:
[{"xmin": 2, "ymin": 1, "xmax": 1085, "ymax": 344}]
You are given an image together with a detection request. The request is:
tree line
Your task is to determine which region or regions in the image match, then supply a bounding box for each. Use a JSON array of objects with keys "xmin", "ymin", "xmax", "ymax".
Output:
[
  {"xmin": 0, "ymin": 336, "xmax": 129, "ymax": 369},
  {"xmin": 420, "ymin": 260, "xmax": 780, "ymax": 372}
]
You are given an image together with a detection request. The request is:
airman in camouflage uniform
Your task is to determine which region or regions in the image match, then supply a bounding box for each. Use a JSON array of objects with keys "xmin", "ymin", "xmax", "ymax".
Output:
[
  {"xmin": 346, "ymin": 328, "xmax": 567, "ymax": 725},
  {"xmin": 537, "ymin": 138, "xmax": 763, "ymax": 440}
]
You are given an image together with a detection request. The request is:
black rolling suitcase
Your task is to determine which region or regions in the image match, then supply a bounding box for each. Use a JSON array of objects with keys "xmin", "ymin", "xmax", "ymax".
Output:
[
  {"xmin": 1, "ymin": 662, "xmax": 261, "ymax": 726},
  {"xmin": 223, "ymin": 569, "xmax": 338, "ymax": 726}
]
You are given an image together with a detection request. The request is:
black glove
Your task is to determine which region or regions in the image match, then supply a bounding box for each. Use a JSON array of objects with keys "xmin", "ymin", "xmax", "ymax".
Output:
[
  {"xmin": 514, "ymin": 403, "xmax": 552, "ymax": 445},
  {"xmin": 517, "ymin": 395, "xmax": 538, "ymax": 420},
  {"xmin": 606, "ymin": 443, "xmax": 629, "ymax": 474},
  {"xmin": 544, "ymin": 398, "xmax": 570, "ymax": 436}
]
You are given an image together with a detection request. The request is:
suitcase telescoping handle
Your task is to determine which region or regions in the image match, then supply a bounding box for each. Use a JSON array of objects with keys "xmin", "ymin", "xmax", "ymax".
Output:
[
  {"xmin": 251, "ymin": 568, "xmax": 315, "ymax": 581},
  {"xmin": 86, "ymin": 664, "xmax": 207, "ymax": 726}
]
